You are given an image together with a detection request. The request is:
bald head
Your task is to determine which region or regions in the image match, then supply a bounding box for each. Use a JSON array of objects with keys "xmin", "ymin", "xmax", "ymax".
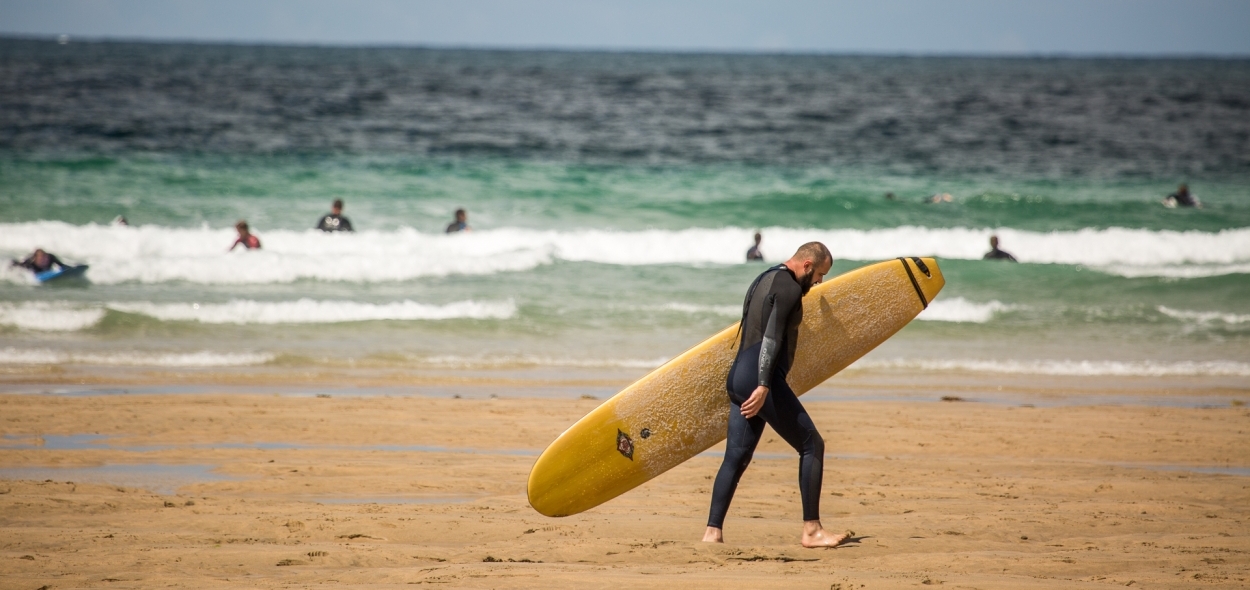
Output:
[
  {"xmin": 784, "ymin": 242, "xmax": 833, "ymax": 295},
  {"xmin": 791, "ymin": 242, "xmax": 831, "ymax": 267}
]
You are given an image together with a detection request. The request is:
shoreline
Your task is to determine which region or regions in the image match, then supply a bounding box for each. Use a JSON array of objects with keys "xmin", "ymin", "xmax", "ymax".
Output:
[{"xmin": 1, "ymin": 365, "xmax": 1245, "ymax": 407}]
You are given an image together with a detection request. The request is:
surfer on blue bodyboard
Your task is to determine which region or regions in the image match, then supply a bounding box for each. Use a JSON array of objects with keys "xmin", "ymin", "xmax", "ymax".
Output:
[{"xmin": 11, "ymin": 248, "xmax": 88, "ymax": 283}]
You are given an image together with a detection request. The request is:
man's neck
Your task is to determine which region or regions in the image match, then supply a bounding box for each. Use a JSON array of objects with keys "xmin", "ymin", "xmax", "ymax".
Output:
[{"xmin": 782, "ymin": 259, "xmax": 804, "ymax": 278}]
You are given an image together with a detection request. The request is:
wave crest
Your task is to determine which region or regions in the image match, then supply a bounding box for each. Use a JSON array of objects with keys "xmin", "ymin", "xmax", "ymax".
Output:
[{"xmin": 3, "ymin": 221, "xmax": 1249, "ymax": 284}]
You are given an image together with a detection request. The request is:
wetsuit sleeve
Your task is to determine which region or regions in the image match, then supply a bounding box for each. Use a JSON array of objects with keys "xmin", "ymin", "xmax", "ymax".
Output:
[
  {"xmin": 342, "ymin": 217, "xmax": 353, "ymax": 232},
  {"xmin": 49, "ymin": 255, "xmax": 65, "ymax": 270},
  {"xmin": 757, "ymin": 286, "xmax": 800, "ymax": 388}
]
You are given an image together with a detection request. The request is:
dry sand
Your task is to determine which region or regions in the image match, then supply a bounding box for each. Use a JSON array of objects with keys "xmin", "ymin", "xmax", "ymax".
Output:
[{"xmin": 1, "ymin": 373, "xmax": 1248, "ymax": 589}]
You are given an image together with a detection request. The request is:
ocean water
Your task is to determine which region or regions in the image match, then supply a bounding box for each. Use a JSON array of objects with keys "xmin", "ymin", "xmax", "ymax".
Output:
[{"xmin": 1, "ymin": 39, "xmax": 1248, "ymax": 378}]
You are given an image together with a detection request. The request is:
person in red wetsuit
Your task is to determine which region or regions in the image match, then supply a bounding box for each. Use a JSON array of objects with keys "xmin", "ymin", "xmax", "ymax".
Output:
[{"xmin": 229, "ymin": 220, "xmax": 262, "ymax": 251}]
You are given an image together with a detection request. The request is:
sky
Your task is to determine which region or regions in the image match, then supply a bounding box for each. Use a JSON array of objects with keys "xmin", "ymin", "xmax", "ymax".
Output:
[{"xmin": 1, "ymin": 0, "xmax": 1248, "ymax": 56}]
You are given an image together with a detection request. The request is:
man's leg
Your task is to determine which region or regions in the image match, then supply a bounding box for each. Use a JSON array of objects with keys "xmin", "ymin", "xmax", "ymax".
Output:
[
  {"xmin": 705, "ymin": 397, "xmax": 765, "ymax": 542},
  {"xmin": 765, "ymin": 385, "xmax": 849, "ymax": 548}
]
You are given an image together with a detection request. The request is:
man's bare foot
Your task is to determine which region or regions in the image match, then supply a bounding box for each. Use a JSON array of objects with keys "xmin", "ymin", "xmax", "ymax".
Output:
[
  {"xmin": 801, "ymin": 520, "xmax": 852, "ymax": 548},
  {"xmin": 702, "ymin": 526, "xmax": 724, "ymax": 543}
]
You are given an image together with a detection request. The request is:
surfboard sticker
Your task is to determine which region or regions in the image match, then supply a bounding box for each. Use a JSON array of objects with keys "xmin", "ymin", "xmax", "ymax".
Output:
[{"xmin": 616, "ymin": 430, "xmax": 634, "ymax": 460}]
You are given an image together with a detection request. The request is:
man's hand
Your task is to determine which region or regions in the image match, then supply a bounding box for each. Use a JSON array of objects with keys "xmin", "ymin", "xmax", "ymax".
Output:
[{"xmin": 740, "ymin": 385, "xmax": 769, "ymax": 419}]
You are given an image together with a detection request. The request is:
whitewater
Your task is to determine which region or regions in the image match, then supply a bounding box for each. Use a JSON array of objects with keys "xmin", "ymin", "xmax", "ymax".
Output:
[{"xmin": 3, "ymin": 222, "xmax": 1249, "ymax": 285}]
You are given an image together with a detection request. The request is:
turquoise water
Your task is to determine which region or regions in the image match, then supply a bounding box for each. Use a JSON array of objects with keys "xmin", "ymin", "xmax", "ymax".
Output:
[{"xmin": 2, "ymin": 153, "xmax": 1248, "ymax": 377}]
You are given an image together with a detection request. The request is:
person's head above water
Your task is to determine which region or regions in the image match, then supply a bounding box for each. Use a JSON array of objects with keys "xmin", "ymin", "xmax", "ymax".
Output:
[
  {"xmin": 989, "ymin": 235, "xmax": 1000, "ymax": 249},
  {"xmin": 753, "ymin": 232, "xmax": 762, "ymax": 245},
  {"xmin": 1178, "ymin": 184, "xmax": 1189, "ymax": 195},
  {"xmin": 455, "ymin": 208, "xmax": 467, "ymax": 223},
  {"xmin": 784, "ymin": 242, "xmax": 832, "ymax": 296},
  {"xmin": 332, "ymin": 199, "xmax": 343, "ymax": 214},
  {"xmin": 235, "ymin": 220, "xmax": 250, "ymax": 236}
]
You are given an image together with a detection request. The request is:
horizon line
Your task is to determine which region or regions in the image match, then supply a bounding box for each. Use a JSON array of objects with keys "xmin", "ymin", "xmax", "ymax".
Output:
[{"xmin": 4, "ymin": 33, "xmax": 1250, "ymax": 61}]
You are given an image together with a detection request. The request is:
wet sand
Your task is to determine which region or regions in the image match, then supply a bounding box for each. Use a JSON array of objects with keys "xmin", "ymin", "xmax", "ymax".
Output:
[{"xmin": 1, "ymin": 375, "xmax": 1249, "ymax": 588}]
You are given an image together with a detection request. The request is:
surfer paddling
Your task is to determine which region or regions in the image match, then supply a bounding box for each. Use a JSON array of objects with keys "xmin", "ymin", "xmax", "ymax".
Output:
[
  {"xmin": 704, "ymin": 242, "xmax": 851, "ymax": 548},
  {"xmin": 11, "ymin": 248, "xmax": 67, "ymax": 274}
]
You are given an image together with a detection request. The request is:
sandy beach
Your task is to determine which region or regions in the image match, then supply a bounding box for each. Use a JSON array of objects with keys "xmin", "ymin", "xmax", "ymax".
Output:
[{"xmin": 1, "ymin": 371, "xmax": 1247, "ymax": 589}]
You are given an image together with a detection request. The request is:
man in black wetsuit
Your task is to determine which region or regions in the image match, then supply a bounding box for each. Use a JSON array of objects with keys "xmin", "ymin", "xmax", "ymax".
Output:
[
  {"xmin": 982, "ymin": 235, "xmax": 1017, "ymax": 262},
  {"xmin": 11, "ymin": 248, "xmax": 66, "ymax": 274},
  {"xmin": 316, "ymin": 199, "xmax": 354, "ymax": 232},
  {"xmin": 704, "ymin": 241, "xmax": 850, "ymax": 548}
]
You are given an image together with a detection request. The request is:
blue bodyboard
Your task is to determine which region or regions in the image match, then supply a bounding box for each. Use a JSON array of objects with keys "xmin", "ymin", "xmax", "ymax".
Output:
[{"xmin": 35, "ymin": 264, "xmax": 89, "ymax": 283}]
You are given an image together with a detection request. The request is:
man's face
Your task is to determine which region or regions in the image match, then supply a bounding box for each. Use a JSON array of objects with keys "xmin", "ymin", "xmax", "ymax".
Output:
[
  {"xmin": 797, "ymin": 258, "xmax": 832, "ymax": 296},
  {"xmin": 332, "ymin": 206, "xmax": 342, "ymax": 215},
  {"xmin": 34, "ymin": 250, "xmax": 48, "ymax": 265}
]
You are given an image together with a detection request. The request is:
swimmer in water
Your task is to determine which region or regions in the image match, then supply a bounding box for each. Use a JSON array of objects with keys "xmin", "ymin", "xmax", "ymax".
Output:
[
  {"xmin": 704, "ymin": 242, "xmax": 851, "ymax": 549},
  {"xmin": 1164, "ymin": 184, "xmax": 1200, "ymax": 208},
  {"xmin": 316, "ymin": 199, "xmax": 354, "ymax": 232},
  {"xmin": 983, "ymin": 235, "xmax": 1017, "ymax": 262},
  {"xmin": 11, "ymin": 248, "xmax": 67, "ymax": 274},
  {"xmin": 446, "ymin": 208, "xmax": 470, "ymax": 233},
  {"xmin": 746, "ymin": 232, "xmax": 764, "ymax": 261},
  {"xmin": 229, "ymin": 221, "xmax": 262, "ymax": 251}
]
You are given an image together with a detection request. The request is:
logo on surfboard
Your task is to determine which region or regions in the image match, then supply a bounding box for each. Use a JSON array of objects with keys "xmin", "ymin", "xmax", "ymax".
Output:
[{"xmin": 616, "ymin": 429, "xmax": 634, "ymax": 460}]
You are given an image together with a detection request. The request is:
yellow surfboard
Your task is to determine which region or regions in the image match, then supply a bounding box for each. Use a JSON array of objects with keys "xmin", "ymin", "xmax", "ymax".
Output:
[{"xmin": 528, "ymin": 257, "xmax": 945, "ymax": 517}]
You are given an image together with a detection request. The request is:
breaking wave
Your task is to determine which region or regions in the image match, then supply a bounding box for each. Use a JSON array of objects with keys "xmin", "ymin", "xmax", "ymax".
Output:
[{"xmin": 2, "ymin": 221, "xmax": 1248, "ymax": 284}]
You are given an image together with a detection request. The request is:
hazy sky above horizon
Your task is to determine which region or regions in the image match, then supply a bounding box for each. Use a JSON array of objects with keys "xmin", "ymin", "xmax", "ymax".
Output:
[{"xmin": 2, "ymin": 0, "xmax": 1248, "ymax": 56}]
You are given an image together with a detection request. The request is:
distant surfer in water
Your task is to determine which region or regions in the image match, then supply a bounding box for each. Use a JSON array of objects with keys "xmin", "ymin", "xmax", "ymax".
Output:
[
  {"xmin": 316, "ymin": 199, "xmax": 354, "ymax": 232},
  {"xmin": 11, "ymin": 248, "xmax": 67, "ymax": 274},
  {"xmin": 746, "ymin": 232, "xmax": 764, "ymax": 261},
  {"xmin": 705, "ymin": 241, "xmax": 850, "ymax": 548},
  {"xmin": 1163, "ymin": 184, "xmax": 1200, "ymax": 208},
  {"xmin": 229, "ymin": 221, "xmax": 262, "ymax": 251},
  {"xmin": 446, "ymin": 208, "xmax": 470, "ymax": 233},
  {"xmin": 982, "ymin": 235, "xmax": 1017, "ymax": 262}
]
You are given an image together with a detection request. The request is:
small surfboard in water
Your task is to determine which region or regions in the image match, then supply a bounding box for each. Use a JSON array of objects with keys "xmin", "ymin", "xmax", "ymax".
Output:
[
  {"xmin": 36, "ymin": 264, "xmax": 89, "ymax": 283},
  {"xmin": 527, "ymin": 257, "xmax": 945, "ymax": 517}
]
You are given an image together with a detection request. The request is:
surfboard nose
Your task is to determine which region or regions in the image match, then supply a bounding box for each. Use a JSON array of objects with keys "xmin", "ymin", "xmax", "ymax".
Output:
[{"xmin": 913, "ymin": 257, "xmax": 944, "ymax": 305}]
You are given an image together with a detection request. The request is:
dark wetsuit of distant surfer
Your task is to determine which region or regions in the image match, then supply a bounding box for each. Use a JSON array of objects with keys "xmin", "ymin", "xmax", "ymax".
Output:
[
  {"xmin": 982, "ymin": 235, "xmax": 1017, "ymax": 262},
  {"xmin": 446, "ymin": 208, "xmax": 470, "ymax": 233},
  {"xmin": 1166, "ymin": 184, "xmax": 1200, "ymax": 208},
  {"xmin": 11, "ymin": 249, "xmax": 66, "ymax": 273},
  {"xmin": 746, "ymin": 232, "xmax": 764, "ymax": 261},
  {"xmin": 704, "ymin": 241, "xmax": 848, "ymax": 548},
  {"xmin": 316, "ymin": 199, "xmax": 354, "ymax": 232}
]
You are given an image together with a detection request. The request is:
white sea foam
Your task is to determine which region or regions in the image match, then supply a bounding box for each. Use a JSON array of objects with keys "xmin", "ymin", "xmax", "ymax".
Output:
[
  {"xmin": 652, "ymin": 302, "xmax": 741, "ymax": 317},
  {"xmin": 110, "ymin": 299, "xmax": 516, "ymax": 324},
  {"xmin": 2, "ymin": 221, "xmax": 1247, "ymax": 284},
  {"xmin": 0, "ymin": 299, "xmax": 515, "ymax": 330},
  {"xmin": 0, "ymin": 302, "xmax": 105, "ymax": 331},
  {"xmin": 416, "ymin": 355, "xmax": 670, "ymax": 369},
  {"xmin": 853, "ymin": 358, "xmax": 1250, "ymax": 377},
  {"xmin": 1100, "ymin": 263, "xmax": 1250, "ymax": 279},
  {"xmin": 0, "ymin": 347, "xmax": 273, "ymax": 367},
  {"xmin": 916, "ymin": 297, "xmax": 1015, "ymax": 323},
  {"xmin": 1157, "ymin": 306, "xmax": 1250, "ymax": 325}
]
